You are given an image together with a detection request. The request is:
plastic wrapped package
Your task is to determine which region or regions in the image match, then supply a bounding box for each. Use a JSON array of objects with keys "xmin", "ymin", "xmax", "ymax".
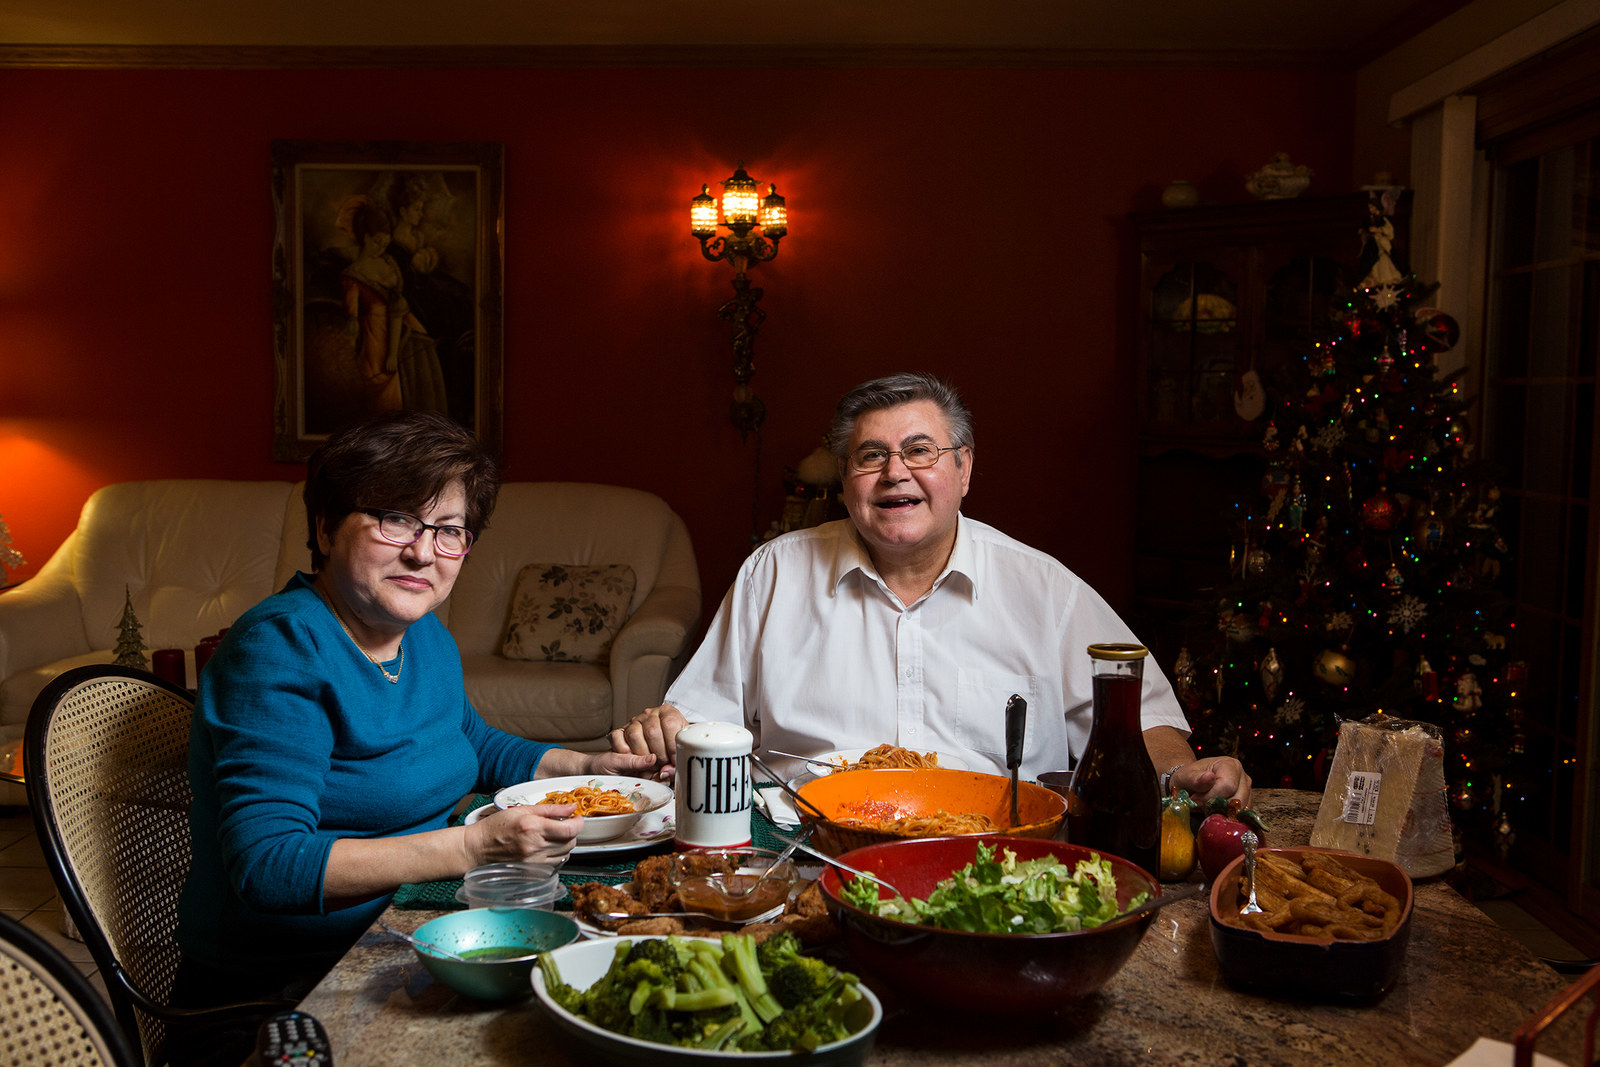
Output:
[{"xmin": 1310, "ymin": 714, "xmax": 1454, "ymax": 878}]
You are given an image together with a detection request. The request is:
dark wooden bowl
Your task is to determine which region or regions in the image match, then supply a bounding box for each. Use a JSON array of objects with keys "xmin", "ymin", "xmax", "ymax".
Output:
[{"xmin": 1208, "ymin": 846, "xmax": 1414, "ymax": 1000}]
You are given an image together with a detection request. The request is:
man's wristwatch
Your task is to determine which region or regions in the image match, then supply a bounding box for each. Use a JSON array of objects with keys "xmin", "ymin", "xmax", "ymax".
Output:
[{"xmin": 1160, "ymin": 763, "xmax": 1185, "ymax": 796}]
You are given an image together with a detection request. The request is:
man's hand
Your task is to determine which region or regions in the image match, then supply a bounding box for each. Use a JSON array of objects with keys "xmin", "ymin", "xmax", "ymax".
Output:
[
  {"xmin": 1171, "ymin": 756, "xmax": 1252, "ymax": 808},
  {"xmin": 608, "ymin": 703, "xmax": 689, "ymax": 777}
]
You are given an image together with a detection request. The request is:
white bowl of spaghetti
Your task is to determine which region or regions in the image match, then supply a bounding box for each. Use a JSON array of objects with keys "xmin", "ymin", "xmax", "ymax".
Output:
[{"xmin": 494, "ymin": 775, "xmax": 674, "ymax": 845}]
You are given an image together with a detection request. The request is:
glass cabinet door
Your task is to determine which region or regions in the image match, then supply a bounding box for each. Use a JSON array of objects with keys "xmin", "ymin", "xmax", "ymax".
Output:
[{"xmin": 1144, "ymin": 257, "xmax": 1243, "ymax": 433}]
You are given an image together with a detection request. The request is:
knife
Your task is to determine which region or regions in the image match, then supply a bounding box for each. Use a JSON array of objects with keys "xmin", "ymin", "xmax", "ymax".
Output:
[{"xmin": 1005, "ymin": 693, "xmax": 1027, "ymax": 828}]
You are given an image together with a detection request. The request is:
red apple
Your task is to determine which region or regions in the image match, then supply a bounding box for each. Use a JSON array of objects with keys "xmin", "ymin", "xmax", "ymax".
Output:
[{"xmin": 1196, "ymin": 799, "xmax": 1264, "ymax": 882}]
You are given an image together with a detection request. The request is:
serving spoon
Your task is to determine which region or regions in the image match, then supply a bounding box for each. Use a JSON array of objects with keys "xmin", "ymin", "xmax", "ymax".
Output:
[
  {"xmin": 1240, "ymin": 831, "xmax": 1264, "ymax": 916},
  {"xmin": 766, "ymin": 749, "xmax": 847, "ymax": 773},
  {"xmin": 768, "ymin": 830, "xmax": 904, "ymax": 898},
  {"xmin": 377, "ymin": 920, "xmax": 469, "ymax": 962}
]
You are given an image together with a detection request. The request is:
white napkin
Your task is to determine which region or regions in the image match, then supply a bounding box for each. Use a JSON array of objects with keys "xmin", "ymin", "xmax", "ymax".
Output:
[
  {"xmin": 754, "ymin": 785, "xmax": 801, "ymax": 828},
  {"xmin": 1445, "ymin": 1037, "xmax": 1567, "ymax": 1067}
]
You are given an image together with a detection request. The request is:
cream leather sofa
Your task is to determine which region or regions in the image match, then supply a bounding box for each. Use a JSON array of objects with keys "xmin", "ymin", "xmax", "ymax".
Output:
[{"xmin": 0, "ymin": 479, "xmax": 701, "ymax": 755}]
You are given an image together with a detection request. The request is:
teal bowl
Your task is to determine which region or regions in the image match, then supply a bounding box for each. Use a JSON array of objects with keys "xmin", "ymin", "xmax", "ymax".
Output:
[{"xmin": 411, "ymin": 907, "xmax": 581, "ymax": 1002}]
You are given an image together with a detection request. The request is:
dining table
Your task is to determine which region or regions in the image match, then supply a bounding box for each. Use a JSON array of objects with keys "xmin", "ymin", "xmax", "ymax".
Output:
[{"xmin": 294, "ymin": 788, "xmax": 1587, "ymax": 1065}]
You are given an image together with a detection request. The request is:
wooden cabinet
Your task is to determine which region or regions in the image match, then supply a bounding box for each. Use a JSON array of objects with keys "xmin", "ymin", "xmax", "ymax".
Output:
[{"xmin": 1130, "ymin": 192, "xmax": 1410, "ymax": 662}]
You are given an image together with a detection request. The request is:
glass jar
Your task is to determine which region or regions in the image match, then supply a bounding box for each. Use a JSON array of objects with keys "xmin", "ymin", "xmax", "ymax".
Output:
[{"xmin": 1066, "ymin": 643, "xmax": 1160, "ymax": 875}]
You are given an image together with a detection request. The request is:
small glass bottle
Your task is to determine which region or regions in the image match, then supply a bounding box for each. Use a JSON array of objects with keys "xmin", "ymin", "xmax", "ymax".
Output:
[{"xmin": 1066, "ymin": 643, "xmax": 1160, "ymax": 876}]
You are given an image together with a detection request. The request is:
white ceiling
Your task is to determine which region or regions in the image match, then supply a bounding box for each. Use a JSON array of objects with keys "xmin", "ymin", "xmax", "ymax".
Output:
[{"xmin": 0, "ymin": 0, "xmax": 1463, "ymax": 62}]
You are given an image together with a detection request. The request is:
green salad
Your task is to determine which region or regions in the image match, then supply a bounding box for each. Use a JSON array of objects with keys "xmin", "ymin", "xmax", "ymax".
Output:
[{"xmin": 839, "ymin": 842, "xmax": 1147, "ymax": 934}]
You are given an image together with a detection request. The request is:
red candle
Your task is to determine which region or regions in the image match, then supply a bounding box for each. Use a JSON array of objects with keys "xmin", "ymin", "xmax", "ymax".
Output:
[{"xmin": 152, "ymin": 648, "xmax": 186, "ymax": 688}]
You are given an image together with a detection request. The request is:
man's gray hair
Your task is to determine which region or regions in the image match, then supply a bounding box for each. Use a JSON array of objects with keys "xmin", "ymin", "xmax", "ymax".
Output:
[{"xmin": 825, "ymin": 372, "xmax": 975, "ymax": 462}]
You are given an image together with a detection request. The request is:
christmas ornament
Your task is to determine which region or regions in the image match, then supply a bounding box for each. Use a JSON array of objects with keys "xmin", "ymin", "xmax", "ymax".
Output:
[
  {"xmin": 1415, "ymin": 511, "xmax": 1446, "ymax": 549},
  {"xmin": 1455, "ymin": 671, "xmax": 1482, "ymax": 711},
  {"xmin": 1359, "ymin": 487, "xmax": 1402, "ymax": 530},
  {"xmin": 1388, "ymin": 595, "xmax": 1427, "ymax": 634},
  {"xmin": 1416, "ymin": 308, "xmax": 1461, "ymax": 351},
  {"xmin": 1416, "ymin": 655, "xmax": 1438, "ymax": 701},
  {"xmin": 1242, "ymin": 548, "xmax": 1272, "ymax": 580},
  {"xmin": 1449, "ymin": 781, "xmax": 1475, "ymax": 811},
  {"xmin": 1493, "ymin": 812, "xmax": 1515, "ymax": 860},
  {"xmin": 112, "ymin": 585, "xmax": 149, "ymax": 671},
  {"xmin": 1312, "ymin": 648, "xmax": 1356, "ymax": 686},
  {"xmin": 1260, "ymin": 647, "xmax": 1284, "ymax": 701},
  {"xmin": 1173, "ymin": 646, "xmax": 1202, "ymax": 713}
]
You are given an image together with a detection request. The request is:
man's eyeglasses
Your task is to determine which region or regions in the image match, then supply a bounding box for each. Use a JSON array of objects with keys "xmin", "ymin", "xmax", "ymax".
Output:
[
  {"xmin": 849, "ymin": 443, "xmax": 961, "ymax": 474},
  {"xmin": 360, "ymin": 508, "xmax": 475, "ymax": 557}
]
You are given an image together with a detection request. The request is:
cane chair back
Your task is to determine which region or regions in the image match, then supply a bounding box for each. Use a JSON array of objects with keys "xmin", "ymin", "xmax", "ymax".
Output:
[
  {"xmin": 25, "ymin": 664, "xmax": 288, "ymax": 1067},
  {"xmin": 0, "ymin": 906, "xmax": 140, "ymax": 1066}
]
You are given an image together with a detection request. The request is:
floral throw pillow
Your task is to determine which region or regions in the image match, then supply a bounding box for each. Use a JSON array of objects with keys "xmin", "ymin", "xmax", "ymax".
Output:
[{"xmin": 501, "ymin": 563, "xmax": 637, "ymax": 664}]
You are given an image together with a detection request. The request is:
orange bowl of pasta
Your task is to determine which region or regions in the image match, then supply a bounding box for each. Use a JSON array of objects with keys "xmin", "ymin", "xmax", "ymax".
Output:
[
  {"xmin": 796, "ymin": 768, "xmax": 1066, "ymax": 856},
  {"xmin": 494, "ymin": 776, "xmax": 673, "ymax": 845}
]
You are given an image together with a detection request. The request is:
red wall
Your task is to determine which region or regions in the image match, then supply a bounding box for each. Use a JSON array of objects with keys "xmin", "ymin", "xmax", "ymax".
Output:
[{"xmin": 0, "ymin": 65, "xmax": 1354, "ymax": 628}]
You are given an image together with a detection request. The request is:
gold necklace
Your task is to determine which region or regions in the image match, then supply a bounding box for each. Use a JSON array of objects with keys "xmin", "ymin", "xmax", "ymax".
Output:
[{"xmin": 318, "ymin": 587, "xmax": 403, "ymax": 684}]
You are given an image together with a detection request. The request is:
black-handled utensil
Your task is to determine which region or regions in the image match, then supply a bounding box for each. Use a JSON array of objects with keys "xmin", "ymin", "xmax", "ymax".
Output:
[
  {"xmin": 1118, "ymin": 880, "xmax": 1207, "ymax": 920},
  {"xmin": 1005, "ymin": 694, "xmax": 1027, "ymax": 828},
  {"xmin": 748, "ymin": 750, "xmax": 830, "ymax": 821}
]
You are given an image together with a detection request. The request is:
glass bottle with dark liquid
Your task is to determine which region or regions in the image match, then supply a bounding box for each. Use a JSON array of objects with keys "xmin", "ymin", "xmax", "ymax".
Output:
[{"xmin": 1066, "ymin": 643, "xmax": 1160, "ymax": 876}]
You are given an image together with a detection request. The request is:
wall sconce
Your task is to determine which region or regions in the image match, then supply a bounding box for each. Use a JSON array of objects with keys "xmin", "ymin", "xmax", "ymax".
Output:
[{"xmin": 691, "ymin": 161, "xmax": 788, "ymax": 439}]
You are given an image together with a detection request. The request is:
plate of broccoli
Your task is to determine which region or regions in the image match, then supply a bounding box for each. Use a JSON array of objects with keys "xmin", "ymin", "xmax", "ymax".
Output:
[{"xmin": 532, "ymin": 931, "xmax": 881, "ymax": 1064}]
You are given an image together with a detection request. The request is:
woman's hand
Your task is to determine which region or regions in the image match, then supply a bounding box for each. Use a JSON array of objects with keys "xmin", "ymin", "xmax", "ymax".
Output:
[
  {"xmin": 608, "ymin": 704, "xmax": 689, "ymax": 777},
  {"xmin": 463, "ymin": 802, "xmax": 583, "ymax": 867}
]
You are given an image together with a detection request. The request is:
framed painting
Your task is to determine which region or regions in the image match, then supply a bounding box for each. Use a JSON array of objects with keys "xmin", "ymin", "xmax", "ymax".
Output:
[{"xmin": 271, "ymin": 140, "xmax": 504, "ymax": 461}]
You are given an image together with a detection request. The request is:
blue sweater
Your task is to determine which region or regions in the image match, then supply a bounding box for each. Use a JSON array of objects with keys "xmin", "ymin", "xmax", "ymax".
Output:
[{"xmin": 177, "ymin": 573, "xmax": 554, "ymax": 978}]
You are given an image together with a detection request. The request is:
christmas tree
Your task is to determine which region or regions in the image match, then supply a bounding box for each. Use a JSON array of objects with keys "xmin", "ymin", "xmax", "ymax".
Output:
[
  {"xmin": 112, "ymin": 585, "xmax": 150, "ymax": 670},
  {"xmin": 1175, "ymin": 204, "xmax": 1524, "ymax": 857}
]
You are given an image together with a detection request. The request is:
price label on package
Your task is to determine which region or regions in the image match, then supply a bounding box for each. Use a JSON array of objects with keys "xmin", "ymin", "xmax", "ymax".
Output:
[{"xmin": 1341, "ymin": 770, "xmax": 1382, "ymax": 825}]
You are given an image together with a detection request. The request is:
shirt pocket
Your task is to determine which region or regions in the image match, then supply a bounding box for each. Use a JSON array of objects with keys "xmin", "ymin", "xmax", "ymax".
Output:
[{"xmin": 952, "ymin": 669, "xmax": 1040, "ymax": 762}]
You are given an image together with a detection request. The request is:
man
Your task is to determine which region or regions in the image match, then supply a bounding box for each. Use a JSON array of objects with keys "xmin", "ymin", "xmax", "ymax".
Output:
[{"xmin": 612, "ymin": 373, "xmax": 1249, "ymax": 805}]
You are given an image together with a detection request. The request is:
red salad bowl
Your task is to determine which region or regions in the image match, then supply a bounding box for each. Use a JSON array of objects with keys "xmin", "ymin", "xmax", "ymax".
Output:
[{"xmin": 817, "ymin": 835, "xmax": 1159, "ymax": 1014}]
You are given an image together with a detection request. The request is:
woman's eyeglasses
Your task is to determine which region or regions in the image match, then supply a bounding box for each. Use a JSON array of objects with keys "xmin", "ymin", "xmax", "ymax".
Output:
[{"xmin": 360, "ymin": 508, "xmax": 475, "ymax": 557}]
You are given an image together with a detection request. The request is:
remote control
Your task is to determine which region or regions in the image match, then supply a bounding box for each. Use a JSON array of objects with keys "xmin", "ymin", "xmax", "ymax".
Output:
[{"xmin": 254, "ymin": 1010, "xmax": 333, "ymax": 1065}]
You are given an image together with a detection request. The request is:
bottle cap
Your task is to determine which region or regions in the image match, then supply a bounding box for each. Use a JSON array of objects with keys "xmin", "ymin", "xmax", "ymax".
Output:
[{"xmin": 1087, "ymin": 643, "xmax": 1148, "ymax": 661}]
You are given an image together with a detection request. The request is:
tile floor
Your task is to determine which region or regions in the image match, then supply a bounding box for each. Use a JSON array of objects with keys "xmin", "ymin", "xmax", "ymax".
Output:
[{"xmin": 0, "ymin": 804, "xmax": 1588, "ymax": 1012}]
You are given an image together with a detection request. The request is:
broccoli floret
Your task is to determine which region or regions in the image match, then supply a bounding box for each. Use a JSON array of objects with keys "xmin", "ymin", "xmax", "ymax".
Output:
[
  {"xmin": 754, "ymin": 928, "xmax": 805, "ymax": 972},
  {"xmin": 721, "ymin": 933, "xmax": 785, "ymax": 1023},
  {"xmin": 768, "ymin": 955, "xmax": 843, "ymax": 1010},
  {"xmin": 623, "ymin": 935, "xmax": 687, "ymax": 975}
]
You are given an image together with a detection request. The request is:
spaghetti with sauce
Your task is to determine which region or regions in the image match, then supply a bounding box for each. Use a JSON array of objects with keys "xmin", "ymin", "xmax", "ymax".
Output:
[
  {"xmin": 830, "ymin": 744, "xmax": 943, "ymax": 772},
  {"xmin": 531, "ymin": 785, "xmax": 636, "ymax": 817}
]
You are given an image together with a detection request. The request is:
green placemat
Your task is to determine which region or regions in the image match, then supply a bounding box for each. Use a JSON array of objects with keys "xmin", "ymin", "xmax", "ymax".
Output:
[{"xmin": 390, "ymin": 787, "xmax": 795, "ymax": 910}]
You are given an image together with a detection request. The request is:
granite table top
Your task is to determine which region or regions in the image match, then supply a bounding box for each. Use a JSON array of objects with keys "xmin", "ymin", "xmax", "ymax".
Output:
[{"xmin": 294, "ymin": 789, "xmax": 1585, "ymax": 1065}]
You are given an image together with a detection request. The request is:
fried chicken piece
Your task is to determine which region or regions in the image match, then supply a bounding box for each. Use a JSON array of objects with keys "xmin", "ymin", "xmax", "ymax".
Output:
[
  {"xmin": 787, "ymin": 879, "xmax": 828, "ymax": 918},
  {"xmin": 568, "ymin": 881, "xmax": 645, "ymax": 931},
  {"xmin": 632, "ymin": 854, "xmax": 677, "ymax": 911},
  {"xmin": 615, "ymin": 916, "xmax": 687, "ymax": 937}
]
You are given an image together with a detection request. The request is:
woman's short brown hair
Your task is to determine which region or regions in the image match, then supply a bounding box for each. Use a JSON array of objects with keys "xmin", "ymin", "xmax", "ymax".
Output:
[{"xmin": 303, "ymin": 410, "xmax": 500, "ymax": 572}]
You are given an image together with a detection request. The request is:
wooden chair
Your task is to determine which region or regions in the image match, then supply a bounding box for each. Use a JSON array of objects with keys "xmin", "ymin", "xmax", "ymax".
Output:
[
  {"xmin": 24, "ymin": 664, "xmax": 289, "ymax": 1066},
  {"xmin": 1515, "ymin": 962, "xmax": 1600, "ymax": 1066},
  {"xmin": 0, "ymin": 910, "xmax": 140, "ymax": 1067}
]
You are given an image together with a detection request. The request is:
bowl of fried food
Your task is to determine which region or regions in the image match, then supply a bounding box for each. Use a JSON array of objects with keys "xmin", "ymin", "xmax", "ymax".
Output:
[
  {"xmin": 568, "ymin": 852, "xmax": 841, "ymax": 944},
  {"xmin": 795, "ymin": 767, "xmax": 1065, "ymax": 855},
  {"xmin": 494, "ymin": 775, "xmax": 673, "ymax": 844},
  {"xmin": 816, "ymin": 835, "xmax": 1159, "ymax": 1014},
  {"xmin": 1209, "ymin": 845, "xmax": 1413, "ymax": 999}
]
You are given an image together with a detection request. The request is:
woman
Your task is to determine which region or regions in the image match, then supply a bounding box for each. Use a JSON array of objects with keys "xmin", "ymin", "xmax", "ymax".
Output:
[
  {"xmin": 339, "ymin": 196, "xmax": 449, "ymax": 415},
  {"xmin": 173, "ymin": 410, "xmax": 652, "ymax": 1058}
]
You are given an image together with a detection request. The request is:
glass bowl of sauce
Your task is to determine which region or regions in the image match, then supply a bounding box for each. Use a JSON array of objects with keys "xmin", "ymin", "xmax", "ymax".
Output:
[{"xmin": 669, "ymin": 847, "xmax": 800, "ymax": 923}]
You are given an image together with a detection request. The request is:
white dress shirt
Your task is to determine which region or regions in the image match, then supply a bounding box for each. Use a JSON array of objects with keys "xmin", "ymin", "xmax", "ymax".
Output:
[{"xmin": 665, "ymin": 515, "xmax": 1190, "ymax": 782}]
